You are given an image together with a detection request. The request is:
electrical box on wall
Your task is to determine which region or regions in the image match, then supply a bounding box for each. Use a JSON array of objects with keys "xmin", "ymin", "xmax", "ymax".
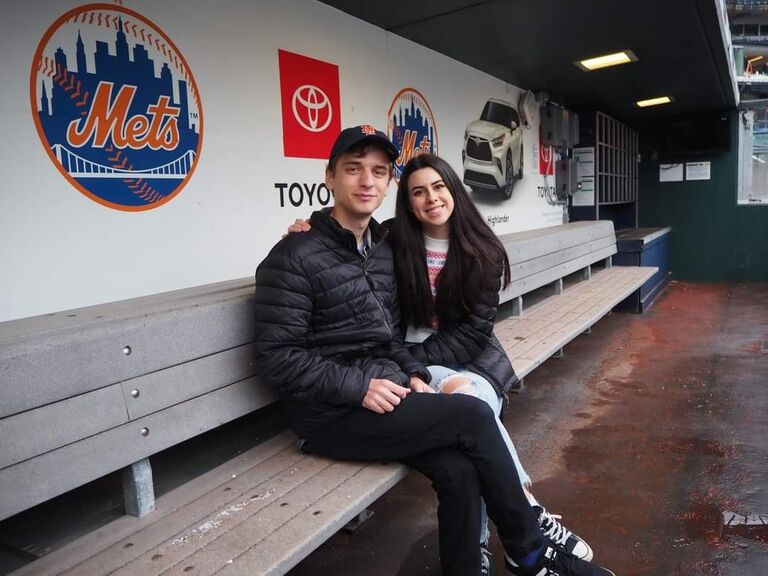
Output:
[
  {"xmin": 556, "ymin": 158, "xmax": 578, "ymax": 198},
  {"xmin": 541, "ymin": 104, "xmax": 580, "ymax": 148}
]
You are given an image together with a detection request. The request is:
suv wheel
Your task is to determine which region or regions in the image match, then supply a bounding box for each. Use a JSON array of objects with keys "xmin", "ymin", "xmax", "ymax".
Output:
[{"xmin": 503, "ymin": 152, "xmax": 515, "ymax": 199}]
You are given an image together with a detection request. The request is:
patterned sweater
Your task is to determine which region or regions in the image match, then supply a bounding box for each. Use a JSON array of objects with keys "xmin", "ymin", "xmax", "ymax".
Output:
[{"xmin": 405, "ymin": 234, "xmax": 449, "ymax": 344}]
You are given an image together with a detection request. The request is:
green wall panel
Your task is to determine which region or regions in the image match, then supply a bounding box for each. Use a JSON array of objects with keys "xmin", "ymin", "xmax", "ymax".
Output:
[{"xmin": 638, "ymin": 112, "xmax": 768, "ymax": 282}]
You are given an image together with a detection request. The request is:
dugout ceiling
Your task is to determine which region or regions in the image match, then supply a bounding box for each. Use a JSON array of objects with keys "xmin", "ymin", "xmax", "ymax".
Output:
[{"xmin": 320, "ymin": 0, "xmax": 738, "ymax": 126}]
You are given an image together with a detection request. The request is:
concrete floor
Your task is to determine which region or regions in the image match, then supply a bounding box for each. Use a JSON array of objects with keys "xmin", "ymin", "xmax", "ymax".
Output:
[
  {"xmin": 287, "ymin": 281, "xmax": 768, "ymax": 576},
  {"xmin": 1, "ymin": 281, "xmax": 766, "ymax": 575}
]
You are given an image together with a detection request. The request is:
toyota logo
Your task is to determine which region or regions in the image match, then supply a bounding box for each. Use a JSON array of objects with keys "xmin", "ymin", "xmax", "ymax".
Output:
[{"xmin": 292, "ymin": 84, "xmax": 333, "ymax": 133}]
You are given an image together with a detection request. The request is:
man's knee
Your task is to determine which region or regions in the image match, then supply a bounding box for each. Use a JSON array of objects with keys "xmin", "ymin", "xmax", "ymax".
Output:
[{"xmin": 446, "ymin": 391, "xmax": 495, "ymax": 422}]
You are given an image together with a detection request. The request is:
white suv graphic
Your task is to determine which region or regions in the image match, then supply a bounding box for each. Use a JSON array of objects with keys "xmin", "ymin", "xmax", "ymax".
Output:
[{"xmin": 462, "ymin": 98, "xmax": 524, "ymax": 199}]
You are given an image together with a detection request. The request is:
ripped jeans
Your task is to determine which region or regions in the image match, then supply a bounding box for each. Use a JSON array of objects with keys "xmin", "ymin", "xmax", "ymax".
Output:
[{"xmin": 428, "ymin": 364, "xmax": 532, "ymax": 545}]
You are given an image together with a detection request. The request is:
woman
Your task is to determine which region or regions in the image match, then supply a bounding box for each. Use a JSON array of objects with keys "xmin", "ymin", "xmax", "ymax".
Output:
[{"xmin": 390, "ymin": 154, "xmax": 592, "ymax": 568}]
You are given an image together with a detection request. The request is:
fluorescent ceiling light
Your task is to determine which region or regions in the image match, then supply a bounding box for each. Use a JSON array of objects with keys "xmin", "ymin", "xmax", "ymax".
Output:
[
  {"xmin": 636, "ymin": 96, "xmax": 673, "ymax": 108},
  {"xmin": 575, "ymin": 50, "xmax": 638, "ymax": 71}
]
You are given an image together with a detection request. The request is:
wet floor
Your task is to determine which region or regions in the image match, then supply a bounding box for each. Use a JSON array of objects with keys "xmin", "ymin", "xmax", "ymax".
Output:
[{"xmin": 287, "ymin": 282, "xmax": 768, "ymax": 576}]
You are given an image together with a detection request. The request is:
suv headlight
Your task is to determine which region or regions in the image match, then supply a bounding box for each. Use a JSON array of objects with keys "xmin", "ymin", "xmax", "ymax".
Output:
[{"xmin": 491, "ymin": 135, "xmax": 505, "ymax": 147}]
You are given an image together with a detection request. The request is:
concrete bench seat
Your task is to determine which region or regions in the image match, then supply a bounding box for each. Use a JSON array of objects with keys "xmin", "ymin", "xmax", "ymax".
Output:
[
  {"xmin": 498, "ymin": 265, "xmax": 658, "ymax": 379},
  {"xmin": 12, "ymin": 432, "xmax": 406, "ymax": 576},
  {"xmin": 1, "ymin": 220, "xmax": 659, "ymax": 576}
]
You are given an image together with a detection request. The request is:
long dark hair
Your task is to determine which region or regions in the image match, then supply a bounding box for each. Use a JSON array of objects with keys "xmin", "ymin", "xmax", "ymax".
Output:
[{"xmin": 391, "ymin": 154, "xmax": 511, "ymax": 329}]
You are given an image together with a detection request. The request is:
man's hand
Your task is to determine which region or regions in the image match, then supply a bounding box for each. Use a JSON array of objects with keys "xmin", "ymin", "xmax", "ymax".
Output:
[
  {"xmin": 362, "ymin": 378, "xmax": 411, "ymax": 413},
  {"xmin": 409, "ymin": 376, "xmax": 435, "ymax": 394},
  {"xmin": 282, "ymin": 219, "xmax": 312, "ymax": 238}
]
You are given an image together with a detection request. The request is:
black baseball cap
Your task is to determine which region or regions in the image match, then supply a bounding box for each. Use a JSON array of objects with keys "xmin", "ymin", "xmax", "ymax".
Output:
[{"xmin": 328, "ymin": 125, "xmax": 398, "ymax": 165}]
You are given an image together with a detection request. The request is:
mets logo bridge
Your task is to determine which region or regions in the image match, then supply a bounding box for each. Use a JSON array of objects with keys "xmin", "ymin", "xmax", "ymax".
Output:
[{"xmin": 52, "ymin": 144, "xmax": 195, "ymax": 179}]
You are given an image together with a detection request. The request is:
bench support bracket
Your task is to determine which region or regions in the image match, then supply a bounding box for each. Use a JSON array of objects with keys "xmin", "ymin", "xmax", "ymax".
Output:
[
  {"xmin": 122, "ymin": 458, "xmax": 156, "ymax": 517},
  {"xmin": 343, "ymin": 509, "xmax": 374, "ymax": 533},
  {"xmin": 554, "ymin": 278, "xmax": 564, "ymax": 296},
  {"xmin": 582, "ymin": 265, "xmax": 592, "ymax": 281}
]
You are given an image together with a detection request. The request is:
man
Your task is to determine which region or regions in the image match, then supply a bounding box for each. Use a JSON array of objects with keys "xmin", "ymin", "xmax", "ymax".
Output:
[{"xmin": 253, "ymin": 125, "xmax": 615, "ymax": 576}]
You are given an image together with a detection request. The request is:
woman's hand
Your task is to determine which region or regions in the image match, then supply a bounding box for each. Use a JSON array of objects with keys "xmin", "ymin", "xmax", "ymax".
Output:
[
  {"xmin": 409, "ymin": 376, "xmax": 435, "ymax": 394},
  {"xmin": 282, "ymin": 219, "xmax": 312, "ymax": 238}
]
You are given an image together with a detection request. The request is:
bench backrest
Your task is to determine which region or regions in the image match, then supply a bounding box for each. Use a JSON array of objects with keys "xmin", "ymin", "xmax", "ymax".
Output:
[
  {"xmin": 0, "ymin": 279, "xmax": 274, "ymax": 521},
  {"xmin": 499, "ymin": 220, "xmax": 617, "ymax": 303},
  {"xmin": 0, "ymin": 220, "xmax": 617, "ymax": 521}
]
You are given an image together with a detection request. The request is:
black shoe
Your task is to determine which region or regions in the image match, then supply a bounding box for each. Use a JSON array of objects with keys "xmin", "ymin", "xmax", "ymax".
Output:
[
  {"xmin": 534, "ymin": 506, "xmax": 593, "ymax": 561},
  {"xmin": 481, "ymin": 543, "xmax": 494, "ymax": 576},
  {"xmin": 504, "ymin": 544, "xmax": 615, "ymax": 576}
]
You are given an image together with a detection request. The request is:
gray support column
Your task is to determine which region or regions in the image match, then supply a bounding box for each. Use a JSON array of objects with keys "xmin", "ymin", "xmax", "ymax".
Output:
[
  {"xmin": 553, "ymin": 278, "xmax": 564, "ymax": 295},
  {"xmin": 605, "ymin": 255, "xmax": 613, "ymax": 269},
  {"xmin": 122, "ymin": 458, "xmax": 155, "ymax": 517},
  {"xmin": 582, "ymin": 265, "xmax": 592, "ymax": 280},
  {"xmin": 512, "ymin": 296, "xmax": 524, "ymax": 317}
]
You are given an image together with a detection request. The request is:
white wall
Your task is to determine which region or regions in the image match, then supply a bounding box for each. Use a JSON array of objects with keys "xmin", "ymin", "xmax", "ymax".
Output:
[{"xmin": 0, "ymin": 0, "xmax": 564, "ymax": 322}]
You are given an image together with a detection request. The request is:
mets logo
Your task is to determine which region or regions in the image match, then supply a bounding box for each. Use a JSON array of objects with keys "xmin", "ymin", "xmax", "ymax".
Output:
[
  {"xmin": 30, "ymin": 4, "xmax": 203, "ymax": 211},
  {"xmin": 387, "ymin": 88, "xmax": 438, "ymax": 181}
]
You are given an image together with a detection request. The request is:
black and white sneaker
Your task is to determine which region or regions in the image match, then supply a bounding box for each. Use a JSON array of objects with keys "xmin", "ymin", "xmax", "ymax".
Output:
[
  {"xmin": 534, "ymin": 506, "xmax": 593, "ymax": 562},
  {"xmin": 505, "ymin": 544, "xmax": 615, "ymax": 576},
  {"xmin": 480, "ymin": 543, "xmax": 494, "ymax": 576}
]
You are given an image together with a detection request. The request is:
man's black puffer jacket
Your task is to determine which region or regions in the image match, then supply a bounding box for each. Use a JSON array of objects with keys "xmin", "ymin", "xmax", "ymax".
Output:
[
  {"xmin": 253, "ymin": 209, "xmax": 430, "ymax": 437},
  {"xmin": 403, "ymin": 255, "xmax": 520, "ymax": 397}
]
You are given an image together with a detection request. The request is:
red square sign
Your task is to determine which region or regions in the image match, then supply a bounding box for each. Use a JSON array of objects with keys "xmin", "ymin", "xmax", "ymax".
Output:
[
  {"xmin": 278, "ymin": 49, "xmax": 341, "ymax": 159},
  {"xmin": 539, "ymin": 144, "xmax": 555, "ymax": 176}
]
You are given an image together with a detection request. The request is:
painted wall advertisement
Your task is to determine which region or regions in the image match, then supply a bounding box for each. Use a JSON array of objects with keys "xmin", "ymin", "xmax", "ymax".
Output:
[{"xmin": 1, "ymin": 0, "xmax": 566, "ymax": 322}]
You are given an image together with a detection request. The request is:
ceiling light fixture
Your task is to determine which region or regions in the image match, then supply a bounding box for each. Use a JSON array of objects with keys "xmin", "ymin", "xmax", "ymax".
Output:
[
  {"xmin": 575, "ymin": 50, "xmax": 638, "ymax": 71},
  {"xmin": 636, "ymin": 96, "xmax": 673, "ymax": 108}
]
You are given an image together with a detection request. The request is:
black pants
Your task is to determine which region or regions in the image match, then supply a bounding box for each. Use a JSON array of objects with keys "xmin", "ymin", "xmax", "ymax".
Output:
[{"xmin": 302, "ymin": 392, "xmax": 543, "ymax": 576}]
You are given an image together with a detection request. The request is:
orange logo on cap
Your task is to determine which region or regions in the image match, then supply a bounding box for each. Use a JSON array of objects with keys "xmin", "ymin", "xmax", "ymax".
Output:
[{"xmin": 360, "ymin": 125, "xmax": 376, "ymax": 136}]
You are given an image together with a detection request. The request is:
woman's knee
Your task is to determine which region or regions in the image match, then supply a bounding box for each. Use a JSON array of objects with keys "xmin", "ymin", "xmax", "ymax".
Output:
[{"xmin": 439, "ymin": 375, "xmax": 479, "ymax": 397}]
